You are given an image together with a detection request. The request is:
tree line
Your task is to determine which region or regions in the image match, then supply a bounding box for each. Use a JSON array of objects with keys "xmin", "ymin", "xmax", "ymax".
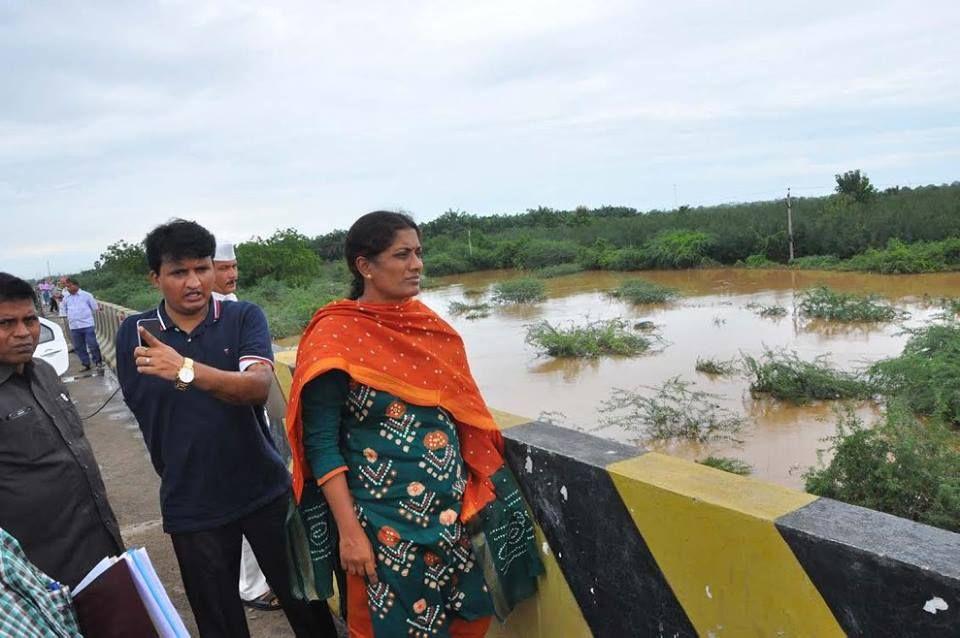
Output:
[{"xmin": 73, "ymin": 174, "xmax": 960, "ymax": 334}]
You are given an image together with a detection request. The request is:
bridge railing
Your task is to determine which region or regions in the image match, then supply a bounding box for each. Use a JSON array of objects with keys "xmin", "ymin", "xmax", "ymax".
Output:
[{"xmin": 96, "ymin": 299, "xmax": 960, "ymax": 638}]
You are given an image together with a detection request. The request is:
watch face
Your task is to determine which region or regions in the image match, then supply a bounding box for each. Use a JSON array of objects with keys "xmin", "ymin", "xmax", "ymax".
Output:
[{"xmin": 178, "ymin": 367, "xmax": 195, "ymax": 383}]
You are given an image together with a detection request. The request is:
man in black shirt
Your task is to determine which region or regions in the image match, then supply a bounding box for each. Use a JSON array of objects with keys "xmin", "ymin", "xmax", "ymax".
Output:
[
  {"xmin": 116, "ymin": 221, "xmax": 335, "ymax": 638},
  {"xmin": 0, "ymin": 272, "xmax": 123, "ymax": 588}
]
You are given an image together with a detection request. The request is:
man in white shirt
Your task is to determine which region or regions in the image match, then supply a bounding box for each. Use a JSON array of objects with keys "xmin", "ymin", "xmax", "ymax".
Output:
[
  {"xmin": 62, "ymin": 278, "xmax": 102, "ymax": 371},
  {"xmin": 213, "ymin": 241, "xmax": 278, "ymax": 611}
]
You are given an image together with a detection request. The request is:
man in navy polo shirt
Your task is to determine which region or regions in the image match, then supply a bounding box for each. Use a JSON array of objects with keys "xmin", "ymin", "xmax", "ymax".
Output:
[{"xmin": 116, "ymin": 220, "xmax": 335, "ymax": 638}]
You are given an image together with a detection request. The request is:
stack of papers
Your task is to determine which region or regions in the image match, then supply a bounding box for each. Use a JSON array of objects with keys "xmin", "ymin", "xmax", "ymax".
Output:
[{"xmin": 72, "ymin": 548, "xmax": 189, "ymax": 638}]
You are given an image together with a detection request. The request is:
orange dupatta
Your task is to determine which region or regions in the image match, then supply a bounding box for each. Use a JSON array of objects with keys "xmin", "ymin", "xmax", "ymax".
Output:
[{"xmin": 285, "ymin": 298, "xmax": 504, "ymax": 522}]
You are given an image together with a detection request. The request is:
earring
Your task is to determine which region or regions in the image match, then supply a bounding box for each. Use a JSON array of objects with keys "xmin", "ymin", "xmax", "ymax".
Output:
[{"xmin": 365, "ymin": 274, "xmax": 372, "ymax": 279}]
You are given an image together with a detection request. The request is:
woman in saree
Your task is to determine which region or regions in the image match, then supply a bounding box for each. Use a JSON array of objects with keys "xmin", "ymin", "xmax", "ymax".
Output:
[{"xmin": 285, "ymin": 211, "xmax": 542, "ymax": 637}]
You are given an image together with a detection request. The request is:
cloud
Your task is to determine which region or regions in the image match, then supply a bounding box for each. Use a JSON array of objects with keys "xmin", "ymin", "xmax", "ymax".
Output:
[{"xmin": 1, "ymin": 0, "xmax": 958, "ymax": 277}]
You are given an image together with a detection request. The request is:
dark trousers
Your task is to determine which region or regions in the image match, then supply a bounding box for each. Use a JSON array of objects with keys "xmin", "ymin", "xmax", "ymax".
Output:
[
  {"xmin": 70, "ymin": 326, "xmax": 102, "ymax": 366},
  {"xmin": 170, "ymin": 494, "xmax": 337, "ymax": 638}
]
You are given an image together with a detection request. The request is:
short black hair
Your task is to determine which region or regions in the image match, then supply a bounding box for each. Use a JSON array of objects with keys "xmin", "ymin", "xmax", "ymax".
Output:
[
  {"xmin": 65, "ymin": 277, "xmax": 79, "ymax": 286},
  {"xmin": 345, "ymin": 211, "xmax": 420, "ymax": 299},
  {"xmin": 0, "ymin": 272, "xmax": 38, "ymax": 304},
  {"xmin": 144, "ymin": 219, "xmax": 216, "ymax": 274}
]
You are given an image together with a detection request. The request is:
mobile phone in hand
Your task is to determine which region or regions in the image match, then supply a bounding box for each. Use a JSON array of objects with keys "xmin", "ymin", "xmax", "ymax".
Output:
[{"xmin": 136, "ymin": 318, "xmax": 164, "ymax": 347}]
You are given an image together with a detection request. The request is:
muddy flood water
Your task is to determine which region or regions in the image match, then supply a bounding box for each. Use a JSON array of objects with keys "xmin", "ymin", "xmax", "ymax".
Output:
[{"xmin": 414, "ymin": 268, "xmax": 960, "ymax": 489}]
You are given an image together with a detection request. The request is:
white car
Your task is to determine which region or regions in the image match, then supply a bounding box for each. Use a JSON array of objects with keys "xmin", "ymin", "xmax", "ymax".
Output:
[{"xmin": 37, "ymin": 317, "xmax": 70, "ymax": 376}]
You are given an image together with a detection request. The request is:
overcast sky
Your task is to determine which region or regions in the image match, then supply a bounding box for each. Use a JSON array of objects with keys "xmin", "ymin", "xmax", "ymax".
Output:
[{"xmin": 3, "ymin": 1, "xmax": 959, "ymax": 279}]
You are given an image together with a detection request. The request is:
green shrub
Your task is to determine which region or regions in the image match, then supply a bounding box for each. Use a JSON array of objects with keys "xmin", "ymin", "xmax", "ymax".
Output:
[
  {"xmin": 798, "ymin": 286, "xmax": 900, "ymax": 322},
  {"xmin": 244, "ymin": 278, "xmax": 345, "ymax": 338},
  {"xmin": 790, "ymin": 255, "xmax": 841, "ymax": 269},
  {"xmin": 841, "ymin": 238, "xmax": 960, "ymax": 274},
  {"xmin": 609, "ymin": 279, "xmax": 679, "ymax": 304},
  {"xmin": 515, "ymin": 239, "xmax": 580, "ymax": 270},
  {"xmin": 643, "ymin": 229, "xmax": 713, "ymax": 269},
  {"xmin": 869, "ymin": 323, "xmax": 960, "ymax": 424},
  {"xmin": 535, "ymin": 263, "xmax": 584, "ymax": 278},
  {"xmin": 525, "ymin": 318, "xmax": 651, "ymax": 357},
  {"xmin": 743, "ymin": 349, "xmax": 876, "ymax": 403},
  {"xmin": 236, "ymin": 229, "xmax": 322, "ymax": 286},
  {"xmin": 742, "ymin": 254, "xmax": 778, "ymax": 268},
  {"xmin": 698, "ymin": 456, "xmax": 753, "ymax": 475},
  {"xmin": 599, "ymin": 377, "xmax": 744, "ymax": 443},
  {"xmin": 695, "ymin": 357, "xmax": 738, "ymax": 376},
  {"xmin": 597, "ymin": 247, "xmax": 648, "ymax": 271},
  {"xmin": 805, "ymin": 404, "xmax": 960, "ymax": 532},
  {"xmin": 425, "ymin": 253, "xmax": 471, "ymax": 276},
  {"xmin": 492, "ymin": 278, "xmax": 545, "ymax": 304}
]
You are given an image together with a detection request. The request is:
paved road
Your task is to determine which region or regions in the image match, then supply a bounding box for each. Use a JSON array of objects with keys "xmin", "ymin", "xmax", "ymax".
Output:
[{"xmin": 66, "ymin": 353, "xmax": 300, "ymax": 636}]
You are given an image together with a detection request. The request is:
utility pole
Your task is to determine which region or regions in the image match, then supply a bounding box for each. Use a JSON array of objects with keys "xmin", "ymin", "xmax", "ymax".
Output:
[
  {"xmin": 786, "ymin": 188, "xmax": 795, "ymax": 262},
  {"xmin": 467, "ymin": 228, "xmax": 473, "ymax": 257}
]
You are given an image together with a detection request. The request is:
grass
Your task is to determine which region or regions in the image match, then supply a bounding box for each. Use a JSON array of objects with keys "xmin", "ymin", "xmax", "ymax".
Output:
[
  {"xmin": 535, "ymin": 263, "xmax": 584, "ymax": 278},
  {"xmin": 746, "ymin": 302, "xmax": 788, "ymax": 318},
  {"xmin": 805, "ymin": 404, "xmax": 960, "ymax": 533},
  {"xmin": 525, "ymin": 318, "xmax": 652, "ymax": 358},
  {"xmin": 743, "ymin": 349, "xmax": 876, "ymax": 403},
  {"xmin": 463, "ymin": 287, "xmax": 487, "ymax": 298},
  {"xmin": 609, "ymin": 279, "xmax": 680, "ymax": 304},
  {"xmin": 599, "ymin": 377, "xmax": 744, "ymax": 443},
  {"xmin": 869, "ymin": 322, "xmax": 960, "ymax": 424},
  {"xmin": 798, "ymin": 286, "xmax": 901, "ymax": 322},
  {"xmin": 698, "ymin": 456, "xmax": 753, "ymax": 475},
  {"xmin": 695, "ymin": 357, "xmax": 738, "ymax": 376},
  {"xmin": 244, "ymin": 278, "xmax": 345, "ymax": 338},
  {"xmin": 492, "ymin": 277, "xmax": 546, "ymax": 304}
]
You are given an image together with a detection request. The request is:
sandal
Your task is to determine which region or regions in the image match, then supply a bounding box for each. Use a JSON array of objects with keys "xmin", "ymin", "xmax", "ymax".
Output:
[{"xmin": 243, "ymin": 591, "xmax": 282, "ymax": 612}]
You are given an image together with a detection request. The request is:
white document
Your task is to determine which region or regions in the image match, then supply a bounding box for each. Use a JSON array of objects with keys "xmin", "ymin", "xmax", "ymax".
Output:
[
  {"xmin": 128, "ymin": 548, "xmax": 190, "ymax": 638},
  {"xmin": 71, "ymin": 555, "xmax": 116, "ymax": 597}
]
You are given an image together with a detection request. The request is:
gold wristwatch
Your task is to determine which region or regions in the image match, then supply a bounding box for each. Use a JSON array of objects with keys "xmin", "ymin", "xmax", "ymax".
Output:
[{"xmin": 175, "ymin": 357, "xmax": 195, "ymax": 391}]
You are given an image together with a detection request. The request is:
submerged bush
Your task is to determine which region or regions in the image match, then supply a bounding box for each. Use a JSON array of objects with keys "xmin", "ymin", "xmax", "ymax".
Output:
[
  {"xmin": 743, "ymin": 349, "xmax": 876, "ymax": 403},
  {"xmin": 798, "ymin": 286, "xmax": 900, "ymax": 322},
  {"xmin": 746, "ymin": 302, "xmax": 788, "ymax": 318},
  {"xmin": 869, "ymin": 323, "xmax": 960, "ymax": 424},
  {"xmin": 599, "ymin": 377, "xmax": 744, "ymax": 443},
  {"xmin": 609, "ymin": 279, "xmax": 680, "ymax": 304},
  {"xmin": 525, "ymin": 319, "xmax": 652, "ymax": 358},
  {"xmin": 695, "ymin": 357, "xmax": 738, "ymax": 376},
  {"xmin": 698, "ymin": 456, "xmax": 753, "ymax": 475},
  {"xmin": 448, "ymin": 300, "xmax": 491, "ymax": 320},
  {"xmin": 805, "ymin": 404, "xmax": 960, "ymax": 533},
  {"xmin": 492, "ymin": 278, "xmax": 546, "ymax": 304}
]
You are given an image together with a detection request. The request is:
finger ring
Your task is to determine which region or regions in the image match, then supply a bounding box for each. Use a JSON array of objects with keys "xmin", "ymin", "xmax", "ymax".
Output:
[{"xmin": 146, "ymin": 357, "xmax": 151, "ymax": 365}]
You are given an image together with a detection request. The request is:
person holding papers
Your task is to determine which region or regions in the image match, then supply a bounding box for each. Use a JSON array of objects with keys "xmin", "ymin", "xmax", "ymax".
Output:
[{"xmin": 0, "ymin": 273, "xmax": 123, "ymax": 589}]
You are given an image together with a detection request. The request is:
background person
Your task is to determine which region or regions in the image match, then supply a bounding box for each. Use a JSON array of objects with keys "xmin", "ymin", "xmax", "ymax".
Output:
[
  {"xmin": 212, "ymin": 242, "xmax": 239, "ymax": 303},
  {"xmin": 62, "ymin": 277, "xmax": 103, "ymax": 371},
  {"xmin": 115, "ymin": 220, "xmax": 335, "ymax": 638},
  {"xmin": 285, "ymin": 211, "xmax": 543, "ymax": 637},
  {"xmin": 0, "ymin": 272, "xmax": 123, "ymax": 589},
  {"xmin": 213, "ymin": 239, "xmax": 278, "ymax": 611}
]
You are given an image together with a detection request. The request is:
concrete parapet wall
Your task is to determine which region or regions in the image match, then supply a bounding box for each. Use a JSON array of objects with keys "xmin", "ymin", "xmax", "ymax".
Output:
[{"xmin": 99, "ymin": 301, "xmax": 960, "ymax": 637}]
